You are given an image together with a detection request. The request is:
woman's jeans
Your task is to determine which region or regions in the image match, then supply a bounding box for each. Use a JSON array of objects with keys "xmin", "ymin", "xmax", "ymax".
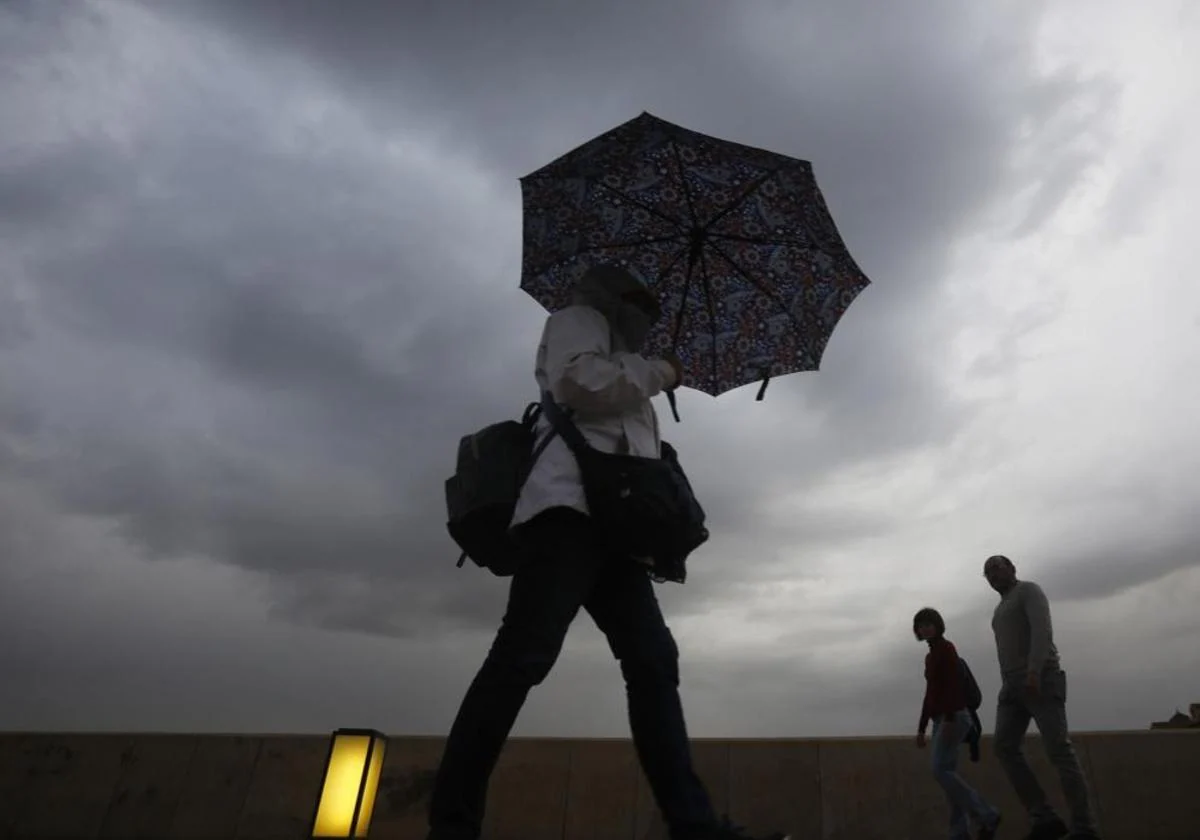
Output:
[{"xmin": 931, "ymin": 710, "xmax": 1000, "ymax": 839}]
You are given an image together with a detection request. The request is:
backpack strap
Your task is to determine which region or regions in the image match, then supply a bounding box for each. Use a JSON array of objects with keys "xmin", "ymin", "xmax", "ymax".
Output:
[
  {"xmin": 521, "ymin": 401, "xmax": 542, "ymax": 426},
  {"xmin": 523, "ymin": 420, "xmax": 560, "ymax": 481},
  {"xmin": 515, "ymin": 400, "xmax": 565, "ymax": 489},
  {"xmin": 540, "ymin": 391, "xmax": 589, "ymax": 456}
]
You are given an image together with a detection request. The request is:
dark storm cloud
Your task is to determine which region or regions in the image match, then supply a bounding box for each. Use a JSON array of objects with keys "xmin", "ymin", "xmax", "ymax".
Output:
[
  {"xmin": 1, "ymin": 0, "xmax": 538, "ymax": 636},
  {"xmin": 0, "ymin": 0, "xmax": 1121, "ymax": 643},
  {"xmin": 1006, "ymin": 514, "xmax": 1200, "ymax": 605},
  {"xmin": 181, "ymin": 0, "xmax": 1072, "ymax": 439}
]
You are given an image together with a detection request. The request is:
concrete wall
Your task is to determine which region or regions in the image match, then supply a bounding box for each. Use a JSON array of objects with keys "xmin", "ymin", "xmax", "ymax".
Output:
[{"xmin": 0, "ymin": 731, "xmax": 1197, "ymax": 839}]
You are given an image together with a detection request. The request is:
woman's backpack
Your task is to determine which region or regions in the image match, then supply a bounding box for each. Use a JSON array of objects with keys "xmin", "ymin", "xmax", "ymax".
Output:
[
  {"xmin": 958, "ymin": 657, "xmax": 983, "ymax": 710},
  {"xmin": 444, "ymin": 403, "xmax": 557, "ymax": 576},
  {"xmin": 958, "ymin": 656, "xmax": 985, "ymax": 762}
]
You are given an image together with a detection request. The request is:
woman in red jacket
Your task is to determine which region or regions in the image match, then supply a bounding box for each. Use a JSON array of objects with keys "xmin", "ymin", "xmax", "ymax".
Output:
[{"xmin": 914, "ymin": 607, "xmax": 1002, "ymax": 840}]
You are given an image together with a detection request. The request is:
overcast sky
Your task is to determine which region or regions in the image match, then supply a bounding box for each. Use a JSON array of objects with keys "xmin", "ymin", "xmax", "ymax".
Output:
[{"xmin": 1, "ymin": 0, "xmax": 1198, "ymax": 740}]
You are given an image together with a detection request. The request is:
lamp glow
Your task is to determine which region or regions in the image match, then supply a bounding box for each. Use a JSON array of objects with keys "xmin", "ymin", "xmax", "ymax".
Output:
[{"xmin": 311, "ymin": 728, "xmax": 388, "ymax": 838}]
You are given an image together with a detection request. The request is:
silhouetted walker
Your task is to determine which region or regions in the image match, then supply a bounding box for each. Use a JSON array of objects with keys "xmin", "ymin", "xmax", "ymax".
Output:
[
  {"xmin": 913, "ymin": 606, "xmax": 1002, "ymax": 840},
  {"xmin": 983, "ymin": 554, "xmax": 1101, "ymax": 840},
  {"xmin": 427, "ymin": 264, "xmax": 789, "ymax": 840}
]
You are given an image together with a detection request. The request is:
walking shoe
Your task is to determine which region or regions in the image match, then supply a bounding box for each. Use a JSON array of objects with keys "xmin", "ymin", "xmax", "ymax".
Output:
[
  {"xmin": 1024, "ymin": 817, "xmax": 1069, "ymax": 840},
  {"xmin": 685, "ymin": 816, "xmax": 790, "ymax": 840},
  {"xmin": 976, "ymin": 812, "xmax": 1002, "ymax": 840}
]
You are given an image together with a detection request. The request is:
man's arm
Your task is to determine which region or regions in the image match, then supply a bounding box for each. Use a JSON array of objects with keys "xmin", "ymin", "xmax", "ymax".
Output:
[
  {"xmin": 1023, "ymin": 582, "xmax": 1054, "ymax": 676},
  {"xmin": 544, "ymin": 307, "xmax": 676, "ymax": 415}
]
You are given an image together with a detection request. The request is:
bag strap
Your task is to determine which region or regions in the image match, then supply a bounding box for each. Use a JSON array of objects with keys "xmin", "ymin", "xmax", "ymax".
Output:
[
  {"xmin": 521, "ymin": 401, "xmax": 542, "ymax": 426},
  {"xmin": 524, "ymin": 418, "xmax": 559, "ymax": 477},
  {"xmin": 539, "ymin": 390, "xmax": 589, "ymax": 456}
]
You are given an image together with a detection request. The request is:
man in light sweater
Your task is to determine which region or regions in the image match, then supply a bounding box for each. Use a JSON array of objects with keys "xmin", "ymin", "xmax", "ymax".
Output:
[{"xmin": 983, "ymin": 554, "xmax": 1100, "ymax": 840}]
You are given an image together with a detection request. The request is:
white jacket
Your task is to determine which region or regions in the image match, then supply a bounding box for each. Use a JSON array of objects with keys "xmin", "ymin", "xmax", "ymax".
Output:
[{"xmin": 510, "ymin": 304, "xmax": 677, "ymax": 528}]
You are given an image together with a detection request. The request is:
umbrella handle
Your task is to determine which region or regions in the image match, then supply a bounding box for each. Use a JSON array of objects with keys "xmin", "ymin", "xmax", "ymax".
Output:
[
  {"xmin": 755, "ymin": 374, "xmax": 771, "ymax": 401},
  {"xmin": 666, "ymin": 389, "xmax": 681, "ymax": 423}
]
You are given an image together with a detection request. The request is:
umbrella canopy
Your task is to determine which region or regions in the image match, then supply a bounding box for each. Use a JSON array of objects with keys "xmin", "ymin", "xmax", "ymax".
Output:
[{"xmin": 519, "ymin": 111, "xmax": 870, "ymax": 400}]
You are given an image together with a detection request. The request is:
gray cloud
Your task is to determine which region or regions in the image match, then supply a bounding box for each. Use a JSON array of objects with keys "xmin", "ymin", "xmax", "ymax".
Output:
[
  {"xmin": 3, "ymin": 0, "xmax": 1193, "ymax": 738},
  {"xmin": 0, "ymin": 0, "xmax": 1117, "ymax": 623},
  {"xmin": 1016, "ymin": 513, "xmax": 1200, "ymax": 605}
]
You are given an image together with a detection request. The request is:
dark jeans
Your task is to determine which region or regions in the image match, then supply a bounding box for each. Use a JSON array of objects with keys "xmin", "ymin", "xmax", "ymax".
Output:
[
  {"xmin": 994, "ymin": 668, "xmax": 1098, "ymax": 835},
  {"xmin": 931, "ymin": 710, "xmax": 999, "ymax": 839},
  {"xmin": 428, "ymin": 507, "xmax": 716, "ymax": 840}
]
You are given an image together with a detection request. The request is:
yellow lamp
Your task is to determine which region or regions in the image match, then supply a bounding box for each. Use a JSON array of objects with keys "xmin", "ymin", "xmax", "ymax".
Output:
[{"xmin": 310, "ymin": 728, "xmax": 388, "ymax": 838}]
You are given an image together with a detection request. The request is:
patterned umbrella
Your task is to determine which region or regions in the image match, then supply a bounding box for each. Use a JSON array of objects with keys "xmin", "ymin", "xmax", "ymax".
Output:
[{"xmin": 519, "ymin": 111, "xmax": 870, "ymax": 403}]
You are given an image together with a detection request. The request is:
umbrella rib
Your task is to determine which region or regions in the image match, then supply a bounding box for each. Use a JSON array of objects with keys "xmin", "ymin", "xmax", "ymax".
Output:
[
  {"xmin": 698, "ymin": 247, "xmax": 720, "ymax": 393},
  {"xmin": 656, "ymin": 243, "xmax": 689, "ymax": 319},
  {"xmin": 707, "ymin": 231, "xmax": 814, "ymax": 249},
  {"xmin": 594, "ymin": 182, "xmax": 687, "ymax": 233},
  {"xmin": 706, "ymin": 241, "xmax": 806, "ymax": 335},
  {"xmin": 670, "ymin": 141, "xmax": 699, "ymax": 228},
  {"xmin": 670, "ymin": 246, "xmax": 696, "ymax": 355},
  {"xmin": 701, "ymin": 166, "xmax": 783, "ymax": 232}
]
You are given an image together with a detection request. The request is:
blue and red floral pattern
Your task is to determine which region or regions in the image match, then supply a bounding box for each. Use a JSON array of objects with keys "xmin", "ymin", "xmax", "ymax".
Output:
[{"xmin": 519, "ymin": 112, "xmax": 871, "ymax": 398}]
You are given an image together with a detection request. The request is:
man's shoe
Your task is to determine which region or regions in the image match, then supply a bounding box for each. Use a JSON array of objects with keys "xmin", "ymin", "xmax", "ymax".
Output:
[
  {"xmin": 687, "ymin": 817, "xmax": 790, "ymax": 840},
  {"xmin": 1025, "ymin": 817, "xmax": 1069, "ymax": 840},
  {"xmin": 976, "ymin": 812, "xmax": 1002, "ymax": 840},
  {"xmin": 425, "ymin": 828, "xmax": 476, "ymax": 840}
]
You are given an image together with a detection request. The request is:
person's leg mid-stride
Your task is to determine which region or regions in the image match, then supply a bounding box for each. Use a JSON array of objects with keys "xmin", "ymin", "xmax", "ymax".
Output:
[
  {"xmin": 428, "ymin": 509, "xmax": 789, "ymax": 840},
  {"xmin": 930, "ymin": 709, "xmax": 1001, "ymax": 840}
]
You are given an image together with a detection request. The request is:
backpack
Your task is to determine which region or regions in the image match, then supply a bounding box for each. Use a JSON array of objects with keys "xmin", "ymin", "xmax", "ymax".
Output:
[
  {"xmin": 957, "ymin": 656, "xmax": 985, "ymax": 761},
  {"xmin": 444, "ymin": 403, "xmax": 557, "ymax": 577},
  {"xmin": 958, "ymin": 656, "xmax": 983, "ymax": 711}
]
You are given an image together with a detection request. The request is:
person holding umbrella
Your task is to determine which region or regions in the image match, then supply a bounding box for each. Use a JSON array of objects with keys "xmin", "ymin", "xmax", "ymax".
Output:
[
  {"xmin": 431, "ymin": 111, "xmax": 872, "ymax": 840},
  {"xmin": 426, "ymin": 263, "xmax": 789, "ymax": 840}
]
